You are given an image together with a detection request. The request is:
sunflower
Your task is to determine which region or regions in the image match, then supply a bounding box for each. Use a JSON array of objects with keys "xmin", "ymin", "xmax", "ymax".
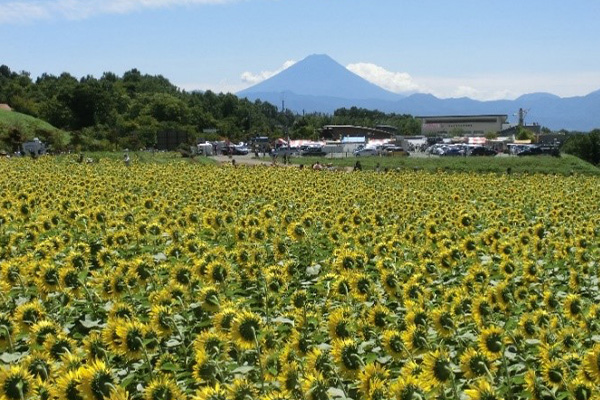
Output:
[
  {"xmin": 327, "ymin": 307, "xmax": 354, "ymax": 340},
  {"xmin": 206, "ymin": 261, "xmax": 231, "ymax": 285},
  {"xmin": 144, "ymin": 375, "xmax": 183, "ymax": 400},
  {"xmin": 539, "ymin": 358, "xmax": 565, "ymax": 389},
  {"xmin": 367, "ymin": 304, "xmax": 389, "ymax": 330},
  {"xmin": 57, "ymin": 353, "xmax": 85, "ymax": 375},
  {"xmin": 194, "ymin": 330, "xmax": 229, "ymax": 359},
  {"xmin": 213, "ymin": 306, "xmax": 237, "ymax": 333},
  {"xmin": 390, "ymin": 375, "xmax": 428, "ymax": 400},
  {"xmin": 287, "ymin": 222, "xmax": 306, "ymax": 242},
  {"xmin": 583, "ymin": 345, "xmax": 600, "ymax": 383},
  {"xmin": 306, "ymin": 347, "xmax": 333, "ymax": 378},
  {"xmin": 198, "ymin": 286, "xmax": 221, "ymax": 313},
  {"xmin": 569, "ymin": 378, "xmax": 596, "ymax": 400},
  {"xmin": 349, "ymin": 272, "xmax": 371, "ymax": 301},
  {"xmin": 23, "ymin": 352, "xmax": 53, "ymax": 382},
  {"xmin": 358, "ymin": 363, "xmax": 389, "ymax": 398},
  {"xmin": 331, "ymin": 338, "xmax": 362, "ymax": 378},
  {"xmin": 464, "ymin": 379, "xmax": 502, "ymax": 400},
  {"xmin": 380, "ymin": 270, "xmax": 402, "ymax": 300},
  {"xmin": 170, "ymin": 263, "xmax": 192, "ymax": 286},
  {"xmin": 108, "ymin": 302, "xmax": 134, "ymax": 321},
  {"xmin": 35, "ymin": 262, "xmax": 61, "ymax": 294},
  {"xmin": 149, "ymin": 305, "xmax": 173, "ymax": 338},
  {"xmin": 301, "ymin": 372, "xmax": 330, "ymax": 400},
  {"xmin": 0, "ymin": 365, "xmax": 35, "ymax": 400},
  {"xmin": 231, "ymin": 310, "xmax": 262, "ymax": 350},
  {"xmin": 421, "ymin": 349, "xmax": 453, "ymax": 388},
  {"xmin": 193, "ymin": 350, "xmax": 219, "ymax": 384},
  {"xmin": 52, "ymin": 370, "xmax": 83, "ymax": 400},
  {"xmin": 13, "ymin": 301, "xmax": 46, "ymax": 333},
  {"xmin": 228, "ymin": 378, "xmax": 257, "ymax": 400},
  {"xmin": 460, "ymin": 348, "xmax": 496, "ymax": 379},
  {"xmin": 564, "ymin": 294, "xmax": 584, "ymax": 321},
  {"xmin": 59, "ymin": 266, "xmax": 82, "ymax": 297},
  {"xmin": 432, "ymin": 308, "xmax": 455, "ymax": 338},
  {"xmin": 44, "ymin": 334, "xmax": 76, "ymax": 361},
  {"xmin": 29, "ymin": 319, "xmax": 60, "ymax": 347},
  {"xmin": 78, "ymin": 360, "xmax": 116, "ymax": 400},
  {"xmin": 193, "ymin": 384, "xmax": 228, "ymax": 400},
  {"xmin": 279, "ymin": 362, "xmax": 301, "ymax": 394},
  {"xmin": 478, "ymin": 326, "xmax": 505, "ymax": 361},
  {"xmin": 331, "ymin": 273, "xmax": 352, "ymax": 298},
  {"xmin": 401, "ymin": 324, "xmax": 428, "ymax": 355},
  {"xmin": 115, "ymin": 320, "xmax": 148, "ymax": 360},
  {"xmin": 518, "ymin": 313, "xmax": 538, "ymax": 338},
  {"xmin": 472, "ymin": 296, "xmax": 494, "ymax": 328}
]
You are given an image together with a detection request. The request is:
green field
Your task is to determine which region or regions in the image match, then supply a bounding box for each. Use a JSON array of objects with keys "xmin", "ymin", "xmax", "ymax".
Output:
[
  {"xmin": 287, "ymin": 153, "xmax": 600, "ymax": 175},
  {"xmin": 50, "ymin": 151, "xmax": 216, "ymax": 165}
]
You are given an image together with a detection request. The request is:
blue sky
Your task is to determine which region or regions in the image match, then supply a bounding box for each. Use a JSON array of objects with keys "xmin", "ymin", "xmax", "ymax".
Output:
[{"xmin": 2, "ymin": 0, "xmax": 600, "ymax": 100}]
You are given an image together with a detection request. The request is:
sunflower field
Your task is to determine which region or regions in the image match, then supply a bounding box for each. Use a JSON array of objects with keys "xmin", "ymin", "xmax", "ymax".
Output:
[{"xmin": 0, "ymin": 157, "xmax": 599, "ymax": 400}]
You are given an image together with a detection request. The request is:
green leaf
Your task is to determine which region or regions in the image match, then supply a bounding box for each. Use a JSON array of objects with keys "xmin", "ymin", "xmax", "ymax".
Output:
[
  {"xmin": 0, "ymin": 352, "xmax": 24, "ymax": 363},
  {"xmin": 232, "ymin": 365, "xmax": 254, "ymax": 374}
]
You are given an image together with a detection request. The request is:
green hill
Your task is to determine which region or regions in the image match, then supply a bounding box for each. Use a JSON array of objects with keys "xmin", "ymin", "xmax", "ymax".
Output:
[{"xmin": 0, "ymin": 109, "xmax": 69, "ymax": 152}]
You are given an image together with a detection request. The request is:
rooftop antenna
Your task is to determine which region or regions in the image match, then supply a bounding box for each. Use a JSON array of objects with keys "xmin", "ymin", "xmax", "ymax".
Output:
[{"xmin": 515, "ymin": 108, "xmax": 530, "ymax": 126}]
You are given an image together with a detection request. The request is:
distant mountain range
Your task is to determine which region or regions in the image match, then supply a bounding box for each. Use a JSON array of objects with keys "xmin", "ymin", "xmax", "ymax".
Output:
[{"xmin": 237, "ymin": 54, "xmax": 600, "ymax": 131}]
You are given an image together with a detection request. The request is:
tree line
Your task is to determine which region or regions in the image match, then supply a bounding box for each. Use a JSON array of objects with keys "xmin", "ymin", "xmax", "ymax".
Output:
[{"xmin": 0, "ymin": 65, "xmax": 420, "ymax": 151}]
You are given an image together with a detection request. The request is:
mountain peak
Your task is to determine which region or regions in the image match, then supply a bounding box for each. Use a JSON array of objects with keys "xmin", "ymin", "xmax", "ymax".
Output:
[{"xmin": 238, "ymin": 54, "xmax": 401, "ymax": 101}]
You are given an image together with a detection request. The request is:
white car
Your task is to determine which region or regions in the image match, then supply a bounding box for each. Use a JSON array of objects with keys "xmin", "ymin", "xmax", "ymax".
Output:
[{"xmin": 354, "ymin": 147, "xmax": 379, "ymax": 156}]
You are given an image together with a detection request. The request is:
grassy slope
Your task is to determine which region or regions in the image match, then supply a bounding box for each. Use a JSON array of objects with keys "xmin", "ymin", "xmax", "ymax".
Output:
[
  {"xmin": 0, "ymin": 109, "xmax": 61, "ymax": 134},
  {"xmin": 290, "ymin": 153, "xmax": 600, "ymax": 175}
]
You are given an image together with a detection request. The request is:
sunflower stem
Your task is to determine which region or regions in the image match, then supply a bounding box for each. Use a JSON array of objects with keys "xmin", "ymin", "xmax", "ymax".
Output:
[
  {"xmin": 136, "ymin": 337, "xmax": 154, "ymax": 378},
  {"xmin": 1, "ymin": 325, "xmax": 14, "ymax": 352},
  {"xmin": 251, "ymin": 326, "xmax": 265, "ymax": 393},
  {"xmin": 502, "ymin": 350, "xmax": 513, "ymax": 400},
  {"xmin": 450, "ymin": 371, "xmax": 460, "ymax": 400},
  {"xmin": 16, "ymin": 380, "xmax": 25, "ymax": 400}
]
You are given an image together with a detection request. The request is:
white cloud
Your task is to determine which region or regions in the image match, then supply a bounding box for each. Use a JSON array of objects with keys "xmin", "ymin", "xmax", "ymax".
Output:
[
  {"xmin": 346, "ymin": 62, "xmax": 420, "ymax": 93},
  {"xmin": 240, "ymin": 60, "xmax": 296, "ymax": 85},
  {"xmin": 0, "ymin": 0, "xmax": 238, "ymax": 23}
]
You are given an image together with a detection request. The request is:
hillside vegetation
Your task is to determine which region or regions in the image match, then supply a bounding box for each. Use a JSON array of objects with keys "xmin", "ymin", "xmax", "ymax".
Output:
[
  {"xmin": 0, "ymin": 109, "xmax": 69, "ymax": 152},
  {"xmin": 0, "ymin": 64, "xmax": 419, "ymax": 151}
]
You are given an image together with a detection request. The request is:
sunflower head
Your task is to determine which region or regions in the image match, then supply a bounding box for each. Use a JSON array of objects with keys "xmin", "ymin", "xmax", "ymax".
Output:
[
  {"xmin": 231, "ymin": 310, "xmax": 262, "ymax": 350},
  {"xmin": 78, "ymin": 360, "xmax": 115, "ymax": 400},
  {"xmin": 0, "ymin": 365, "xmax": 35, "ymax": 400}
]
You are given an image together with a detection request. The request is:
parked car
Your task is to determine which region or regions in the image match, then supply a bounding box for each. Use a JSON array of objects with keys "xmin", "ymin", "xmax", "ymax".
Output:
[
  {"xmin": 271, "ymin": 147, "xmax": 299, "ymax": 157},
  {"xmin": 353, "ymin": 147, "xmax": 379, "ymax": 156},
  {"xmin": 222, "ymin": 145, "xmax": 249, "ymax": 155},
  {"xmin": 440, "ymin": 147, "xmax": 465, "ymax": 156},
  {"xmin": 301, "ymin": 146, "xmax": 327, "ymax": 157},
  {"xmin": 382, "ymin": 146, "xmax": 409, "ymax": 156},
  {"xmin": 517, "ymin": 146, "xmax": 543, "ymax": 156},
  {"xmin": 517, "ymin": 146, "xmax": 560, "ymax": 157},
  {"xmin": 470, "ymin": 146, "xmax": 497, "ymax": 156}
]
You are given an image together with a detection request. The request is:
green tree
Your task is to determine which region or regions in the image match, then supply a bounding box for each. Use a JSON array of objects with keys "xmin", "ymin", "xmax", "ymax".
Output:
[
  {"xmin": 561, "ymin": 130, "xmax": 600, "ymax": 165},
  {"xmin": 516, "ymin": 126, "xmax": 536, "ymax": 142}
]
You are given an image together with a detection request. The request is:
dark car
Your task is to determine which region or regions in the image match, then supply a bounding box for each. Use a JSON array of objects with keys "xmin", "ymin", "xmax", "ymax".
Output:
[
  {"xmin": 222, "ymin": 145, "xmax": 249, "ymax": 155},
  {"xmin": 518, "ymin": 146, "xmax": 560, "ymax": 157},
  {"xmin": 470, "ymin": 146, "xmax": 497, "ymax": 156},
  {"xmin": 301, "ymin": 147, "xmax": 327, "ymax": 157},
  {"xmin": 440, "ymin": 147, "xmax": 465, "ymax": 156},
  {"xmin": 517, "ymin": 146, "xmax": 543, "ymax": 156}
]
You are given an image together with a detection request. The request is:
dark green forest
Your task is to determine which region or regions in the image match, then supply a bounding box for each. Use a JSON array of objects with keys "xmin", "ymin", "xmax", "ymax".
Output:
[{"xmin": 0, "ymin": 65, "xmax": 420, "ymax": 151}]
